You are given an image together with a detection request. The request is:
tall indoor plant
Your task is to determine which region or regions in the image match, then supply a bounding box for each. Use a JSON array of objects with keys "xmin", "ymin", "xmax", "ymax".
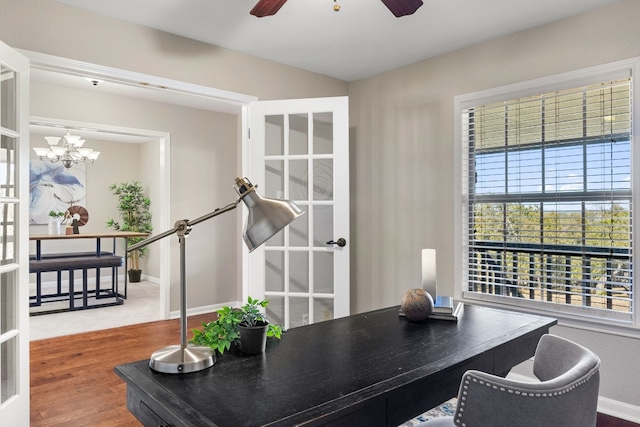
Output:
[{"xmin": 106, "ymin": 180, "xmax": 153, "ymax": 282}]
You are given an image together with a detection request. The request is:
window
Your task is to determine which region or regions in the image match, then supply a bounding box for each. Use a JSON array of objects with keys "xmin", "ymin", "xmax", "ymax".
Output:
[{"xmin": 455, "ymin": 60, "xmax": 638, "ymax": 326}]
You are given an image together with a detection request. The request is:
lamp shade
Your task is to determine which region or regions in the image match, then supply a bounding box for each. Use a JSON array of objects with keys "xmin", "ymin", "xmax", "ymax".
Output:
[{"xmin": 235, "ymin": 177, "xmax": 303, "ymax": 252}]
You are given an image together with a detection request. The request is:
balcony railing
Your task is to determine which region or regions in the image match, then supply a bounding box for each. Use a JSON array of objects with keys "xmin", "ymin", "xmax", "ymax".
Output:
[{"xmin": 468, "ymin": 240, "xmax": 633, "ymax": 313}]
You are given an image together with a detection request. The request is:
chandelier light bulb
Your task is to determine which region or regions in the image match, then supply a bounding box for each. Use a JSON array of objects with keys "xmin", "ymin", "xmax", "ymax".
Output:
[
  {"xmin": 44, "ymin": 137, "xmax": 60, "ymax": 147},
  {"xmin": 64, "ymin": 134, "xmax": 82, "ymax": 146},
  {"xmin": 77, "ymin": 147, "xmax": 93, "ymax": 158},
  {"xmin": 51, "ymin": 146, "xmax": 67, "ymax": 156},
  {"xmin": 33, "ymin": 147, "xmax": 50, "ymax": 157}
]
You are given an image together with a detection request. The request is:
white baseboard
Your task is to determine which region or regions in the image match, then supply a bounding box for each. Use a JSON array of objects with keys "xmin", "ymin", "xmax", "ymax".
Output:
[
  {"xmin": 140, "ymin": 274, "xmax": 160, "ymax": 284},
  {"xmin": 598, "ymin": 397, "xmax": 640, "ymax": 423},
  {"xmin": 169, "ymin": 301, "xmax": 241, "ymax": 320},
  {"xmin": 508, "ymin": 373, "xmax": 640, "ymax": 423}
]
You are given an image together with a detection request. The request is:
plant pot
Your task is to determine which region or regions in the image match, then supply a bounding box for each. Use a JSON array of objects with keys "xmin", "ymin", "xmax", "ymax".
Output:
[
  {"xmin": 238, "ymin": 321, "xmax": 268, "ymax": 354},
  {"xmin": 48, "ymin": 218, "xmax": 61, "ymax": 235},
  {"xmin": 128, "ymin": 269, "xmax": 142, "ymax": 283}
]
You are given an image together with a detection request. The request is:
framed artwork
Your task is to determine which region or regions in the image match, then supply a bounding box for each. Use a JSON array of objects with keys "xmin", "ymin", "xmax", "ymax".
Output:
[{"xmin": 29, "ymin": 160, "xmax": 86, "ymax": 224}]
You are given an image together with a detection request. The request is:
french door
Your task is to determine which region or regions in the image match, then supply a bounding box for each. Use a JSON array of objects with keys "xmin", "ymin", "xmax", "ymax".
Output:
[
  {"xmin": 0, "ymin": 40, "xmax": 30, "ymax": 425},
  {"xmin": 246, "ymin": 97, "xmax": 349, "ymax": 329}
]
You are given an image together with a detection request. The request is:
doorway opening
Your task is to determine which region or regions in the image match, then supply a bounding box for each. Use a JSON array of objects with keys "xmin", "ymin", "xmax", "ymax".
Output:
[{"xmin": 23, "ymin": 49, "xmax": 256, "ymax": 338}]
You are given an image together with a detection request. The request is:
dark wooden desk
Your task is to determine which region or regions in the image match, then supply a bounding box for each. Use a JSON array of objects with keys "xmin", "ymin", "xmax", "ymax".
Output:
[{"xmin": 115, "ymin": 305, "xmax": 556, "ymax": 427}]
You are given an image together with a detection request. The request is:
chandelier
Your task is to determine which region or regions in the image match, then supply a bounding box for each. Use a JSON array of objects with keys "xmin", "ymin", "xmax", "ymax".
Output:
[{"xmin": 32, "ymin": 130, "xmax": 100, "ymax": 169}]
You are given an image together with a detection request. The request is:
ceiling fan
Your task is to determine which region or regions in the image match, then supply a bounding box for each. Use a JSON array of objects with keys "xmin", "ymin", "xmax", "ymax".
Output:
[{"xmin": 250, "ymin": 0, "xmax": 423, "ymax": 18}]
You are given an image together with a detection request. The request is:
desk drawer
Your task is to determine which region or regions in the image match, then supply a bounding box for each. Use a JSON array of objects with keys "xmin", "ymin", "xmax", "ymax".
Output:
[
  {"xmin": 139, "ymin": 400, "xmax": 172, "ymax": 427},
  {"xmin": 126, "ymin": 384, "xmax": 217, "ymax": 427},
  {"xmin": 127, "ymin": 386, "xmax": 175, "ymax": 427}
]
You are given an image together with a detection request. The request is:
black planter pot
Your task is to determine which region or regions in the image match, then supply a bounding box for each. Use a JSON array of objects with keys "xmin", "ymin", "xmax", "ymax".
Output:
[
  {"xmin": 128, "ymin": 269, "xmax": 142, "ymax": 283},
  {"xmin": 238, "ymin": 321, "xmax": 268, "ymax": 355}
]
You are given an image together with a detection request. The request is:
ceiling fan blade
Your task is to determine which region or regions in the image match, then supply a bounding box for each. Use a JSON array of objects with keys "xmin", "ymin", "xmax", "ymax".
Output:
[
  {"xmin": 380, "ymin": 0, "xmax": 423, "ymax": 17},
  {"xmin": 250, "ymin": 0, "xmax": 288, "ymax": 17}
]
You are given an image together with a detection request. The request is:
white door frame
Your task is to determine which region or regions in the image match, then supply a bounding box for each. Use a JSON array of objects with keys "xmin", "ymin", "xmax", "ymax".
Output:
[{"xmin": 20, "ymin": 50, "xmax": 258, "ymax": 318}]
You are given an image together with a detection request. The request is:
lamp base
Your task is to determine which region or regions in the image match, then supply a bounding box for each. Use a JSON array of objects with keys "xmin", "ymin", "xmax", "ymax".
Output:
[{"xmin": 148, "ymin": 344, "xmax": 216, "ymax": 374}]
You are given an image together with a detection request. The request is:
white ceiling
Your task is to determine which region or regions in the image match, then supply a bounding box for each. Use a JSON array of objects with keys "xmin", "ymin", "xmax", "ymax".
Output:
[{"xmin": 52, "ymin": 0, "xmax": 623, "ymax": 82}]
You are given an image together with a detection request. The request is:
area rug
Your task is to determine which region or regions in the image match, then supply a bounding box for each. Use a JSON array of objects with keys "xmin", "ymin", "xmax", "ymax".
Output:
[{"xmin": 398, "ymin": 398, "xmax": 457, "ymax": 426}]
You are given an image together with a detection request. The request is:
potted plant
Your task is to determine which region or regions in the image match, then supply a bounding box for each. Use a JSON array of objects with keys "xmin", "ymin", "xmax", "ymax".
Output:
[
  {"xmin": 190, "ymin": 297, "xmax": 283, "ymax": 355},
  {"xmin": 48, "ymin": 210, "xmax": 65, "ymax": 235},
  {"xmin": 106, "ymin": 181, "xmax": 153, "ymax": 282}
]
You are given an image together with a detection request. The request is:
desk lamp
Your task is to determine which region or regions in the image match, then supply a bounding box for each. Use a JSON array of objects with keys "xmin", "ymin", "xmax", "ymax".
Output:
[{"xmin": 127, "ymin": 176, "xmax": 303, "ymax": 374}]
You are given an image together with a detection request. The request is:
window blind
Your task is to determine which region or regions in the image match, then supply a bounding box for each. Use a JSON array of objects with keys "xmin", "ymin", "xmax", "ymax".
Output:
[{"xmin": 461, "ymin": 78, "xmax": 633, "ymax": 316}]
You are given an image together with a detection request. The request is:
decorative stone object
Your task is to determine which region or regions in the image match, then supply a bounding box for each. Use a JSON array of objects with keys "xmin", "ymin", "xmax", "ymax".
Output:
[{"xmin": 401, "ymin": 288, "xmax": 434, "ymax": 322}]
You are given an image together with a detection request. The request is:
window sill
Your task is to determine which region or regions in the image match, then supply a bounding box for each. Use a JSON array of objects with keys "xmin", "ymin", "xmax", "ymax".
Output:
[{"xmin": 459, "ymin": 296, "xmax": 640, "ymax": 340}]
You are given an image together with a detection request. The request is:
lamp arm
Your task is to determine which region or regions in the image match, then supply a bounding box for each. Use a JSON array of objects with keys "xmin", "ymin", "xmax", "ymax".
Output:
[
  {"xmin": 126, "ymin": 199, "xmax": 241, "ymax": 253},
  {"xmin": 188, "ymin": 199, "xmax": 241, "ymax": 228}
]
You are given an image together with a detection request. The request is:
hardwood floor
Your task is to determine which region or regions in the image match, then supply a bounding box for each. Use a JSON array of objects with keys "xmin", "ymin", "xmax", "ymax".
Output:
[
  {"xmin": 31, "ymin": 315, "xmax": 639, "ymax": 427},
  {"xmin": 598, "ymin": 413, "xmax": 640, "ymax": 427},
  {"xmin": 30, "ymin": 313, "xmax": 213, "ymax": 427}
]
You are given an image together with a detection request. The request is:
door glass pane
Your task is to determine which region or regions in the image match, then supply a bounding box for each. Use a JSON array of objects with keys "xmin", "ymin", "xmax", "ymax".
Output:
[
  {"xmin": 266, "ymin": 295, "xmax": 284, "ymax": 326},
  {"xmin": 0, "ymin": 64, "xmax": 17, "ymax": 131},
  {"xmin": 289, "ymin": 296, "xmax": 309, "ymax": 328},
  {"xmin": 265, "ymin": 115, "xmax": 284, "ymax": 156},
  {"xmin": 314, "ymin": 252, "xmax": 334, "ymax": 293},
  {"xmin": 290, "ymin": 159, "xmax": 308, "ymax": 200},
  {"xmin": 1, "ymin": 271, "xmax": 16, "ymax": 334},
  {"xmin": 290, "ymin": 205, "xmax": 308, "ymax": 247},
  {"xmin": 265, "ymin": 160, "xmax": 284, "ymax": 199},
  {"xmin": 289, "ymin": 114, "xmax": 308, "ymax": 155},
  {"xmin": 290, "ymin": 252, "xmax": 309, "ymax": 293},
  {"xmin": 265, "ymin": 228, "xmax": 284, "ymax": 247},
  {"xmin": 1, "ymin": 337, "xmax": 17, "ymax": 404},
  {"xmin": 313, "ymin": 112, "xmax": 333, "ymax": 155},
  {"xmin": 0, "ymin": 203, "xmax": 15, "ymax": 265},
  {"xmin": 313, "ymin": 298, "xmax": 334, "ymax": 323},
  {"xmin": 1, "ymin": 135, "xmax": 16, "ymax": 197},
  {"xmin": 313, "ymin": 159, "xmax": 333, "ymax": 201},
  {"xmin": 265, "ymin": 251, "xmax": 284, "ymax": 292},
  {"xmin": 313, "ymin": 205, "xmax": 333, "ymax": 247}
]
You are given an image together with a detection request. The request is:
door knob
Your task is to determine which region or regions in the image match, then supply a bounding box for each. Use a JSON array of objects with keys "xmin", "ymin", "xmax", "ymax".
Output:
[{"xmin": 326, "ymin": 238, "xmax": 347, "ymax": 247}]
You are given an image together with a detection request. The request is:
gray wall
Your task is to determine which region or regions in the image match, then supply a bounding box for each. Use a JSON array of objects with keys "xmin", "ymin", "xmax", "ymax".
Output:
[
  {"xmin": 349, "ymin": 0, "xmax": 640, "ymax": 407},
  {"xmin": 2, "ymin": 0, "xmax": 639, "ymax": 412}
]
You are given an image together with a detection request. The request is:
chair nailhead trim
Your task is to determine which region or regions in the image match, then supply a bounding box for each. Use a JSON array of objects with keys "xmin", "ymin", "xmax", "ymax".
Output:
[
  {"xmin": 461, "ymin": 372, "xmax": 596, "ymax": 401},
  {"xmin": 453, "ymin": 370, "xmax": 598, "ymax": 426}
]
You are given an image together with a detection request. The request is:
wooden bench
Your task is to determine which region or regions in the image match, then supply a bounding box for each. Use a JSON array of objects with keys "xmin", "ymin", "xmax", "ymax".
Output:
[{"xmin": 30, "ymin": 254, "xmax": 124, "ymax": 314}]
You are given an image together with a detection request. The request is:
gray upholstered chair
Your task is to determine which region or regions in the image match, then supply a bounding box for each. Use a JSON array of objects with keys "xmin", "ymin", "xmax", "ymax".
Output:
[{"xmin": 420, "ymin": 334, "xmax": 601, "ymax": 427}]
